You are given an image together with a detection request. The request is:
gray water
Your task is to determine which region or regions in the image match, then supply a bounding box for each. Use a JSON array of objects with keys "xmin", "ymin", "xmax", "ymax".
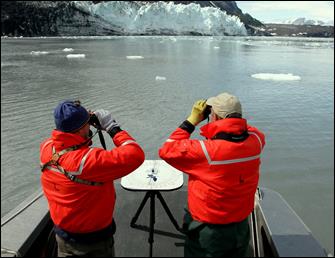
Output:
[{"xmin": 1, "ymin": 36, "xmax": 334, "ymax": 254}]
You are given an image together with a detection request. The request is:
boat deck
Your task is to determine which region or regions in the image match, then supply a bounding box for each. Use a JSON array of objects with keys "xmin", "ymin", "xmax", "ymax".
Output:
[
  {"xmin": 1, "ymin": 180, "xmax": 330, "ymax": 257},
  {"xmin": 113, "ymin": 182, "xmax": 187, "ymax": 257}
]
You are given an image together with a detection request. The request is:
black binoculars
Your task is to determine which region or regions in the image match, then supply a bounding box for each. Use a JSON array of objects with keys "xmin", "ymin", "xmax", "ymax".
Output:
[
  {"xmin": 203, "ymin": 104, "xmax": 212, "ymax": 120},
  {"xmin": 88, "ymin": 113, "xmax": 101, "ymax": 128}
]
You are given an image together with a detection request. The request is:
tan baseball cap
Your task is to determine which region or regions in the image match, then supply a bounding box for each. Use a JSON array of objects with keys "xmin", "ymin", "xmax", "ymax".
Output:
[{"xmin": 206, "ymin": 92, "xmax": 242, "ymax": 119}]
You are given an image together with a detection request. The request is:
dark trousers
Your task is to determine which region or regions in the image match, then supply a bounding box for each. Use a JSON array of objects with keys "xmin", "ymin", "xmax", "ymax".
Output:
[
  {"xmin": 56, "ymin": 235, "xmax": 115, "ymax": 257},
  {"xmin": 183, "ymin": 210, "xmax": 250, "ymax": 257}
]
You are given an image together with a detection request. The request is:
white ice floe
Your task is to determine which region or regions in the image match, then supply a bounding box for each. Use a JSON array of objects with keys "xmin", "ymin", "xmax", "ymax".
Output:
[
  {"xmin": 159, "ymin": 37, "xmax": 177, "ymax": 43},
  {"xmin": 30, "ymin": 51, "xmax": 49, "ymax": 55},
  {"xmin": 66, "ymin": 54, "xmax": 86, "ymax": 59},
  {"xmin": 63, "ymin": 48, "xmax": 74, "ymax": 52},
  {"xmin": 251, "ymin": 73, "xmax": 301, "ymax": 81},
  {"xmin": 155, "ymin": 76, "xmax": 166, "ymax": 81},
  {"xmin": 126, "ymin": 56, "xmax": 144, "ymax": 59},
  {"xmin": 213, "ymin": 46, "xmax": 220, "ymax": 49}
]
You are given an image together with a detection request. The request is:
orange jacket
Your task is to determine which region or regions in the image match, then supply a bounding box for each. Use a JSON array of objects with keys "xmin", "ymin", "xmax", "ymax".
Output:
[
  {"xmin": 40, "ymin": 129, "xmax": 145, "ymax": 233},
  {"xmin": 159, "ymin": 118, "xmax": 265, "ymax": 224}
]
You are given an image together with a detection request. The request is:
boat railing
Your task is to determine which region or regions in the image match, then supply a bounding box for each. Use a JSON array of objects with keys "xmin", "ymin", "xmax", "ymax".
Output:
[{"xmin": 250, "ymin": 187, "xmax": 330, "ymax": 257}]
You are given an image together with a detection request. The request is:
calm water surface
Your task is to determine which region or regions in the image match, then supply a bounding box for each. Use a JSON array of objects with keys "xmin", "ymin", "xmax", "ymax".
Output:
[{"xmin": 1, "ymin": 36, "xmax": 334, "ymax": 253}]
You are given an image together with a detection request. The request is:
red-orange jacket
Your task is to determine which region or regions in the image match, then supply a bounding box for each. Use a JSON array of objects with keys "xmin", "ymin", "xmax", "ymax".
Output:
[
  {"xmin": 159, "ymin": 118, "xmax": 265, "ymax": 224},
  {"xmin": 40, "ymin": 129, "xmax": 145, "ymax": 233}
]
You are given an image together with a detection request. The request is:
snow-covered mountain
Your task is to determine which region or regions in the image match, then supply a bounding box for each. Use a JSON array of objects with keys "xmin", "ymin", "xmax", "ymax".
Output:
[{"xmin": 279, "ymin": 18, "xmax": 334, "ymax": 26}]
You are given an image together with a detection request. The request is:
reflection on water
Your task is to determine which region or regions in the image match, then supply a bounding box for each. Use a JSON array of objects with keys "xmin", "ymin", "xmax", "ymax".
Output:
[{"xmin": 1, "ymin": 36, "xmax": 334, "ymax": 253}]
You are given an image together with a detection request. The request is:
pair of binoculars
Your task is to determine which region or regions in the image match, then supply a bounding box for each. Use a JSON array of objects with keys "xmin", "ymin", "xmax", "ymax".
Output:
[
  {"xmin": 203, "ymin": 104, "xmax": 212, "ymax": 120},
  {"xmin": 88, "ymin": 113, "xmax": 101, "ymax": 128}
]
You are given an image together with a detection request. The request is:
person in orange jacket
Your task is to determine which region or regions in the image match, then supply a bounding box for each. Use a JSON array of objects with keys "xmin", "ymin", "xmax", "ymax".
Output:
[
  {"xmin": 159, "ymin": 93, "xmax": 265, "ymax": 257},
  {"xmin": 40, "ymin": 100, "xmax": 145, "ymax": 257}
]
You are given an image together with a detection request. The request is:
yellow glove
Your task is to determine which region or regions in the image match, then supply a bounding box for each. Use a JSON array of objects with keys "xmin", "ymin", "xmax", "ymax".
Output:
[{"xmin": 187, "ymin": 99, "xmax": 207, "ymax": 126}]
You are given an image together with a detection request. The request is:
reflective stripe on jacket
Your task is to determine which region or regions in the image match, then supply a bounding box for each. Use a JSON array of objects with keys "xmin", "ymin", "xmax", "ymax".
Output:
[
  {"xmin": 159, "ymin": 118, "xmax": 265, "ymax": 224},
  {"xmin": 40, "ymin": 129, "xmax": 145, "ymax": 233}
]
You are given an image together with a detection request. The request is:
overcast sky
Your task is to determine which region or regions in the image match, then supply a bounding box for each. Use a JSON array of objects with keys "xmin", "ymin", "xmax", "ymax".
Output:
[{"xmin": 236, "ymin": 1, "xmax": 334, "ymax": 23}]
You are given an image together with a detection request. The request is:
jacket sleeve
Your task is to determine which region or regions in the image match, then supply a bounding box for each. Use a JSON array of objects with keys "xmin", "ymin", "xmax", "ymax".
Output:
[
  {"xmin": 82, "ymin": 130, "xmax": 145, "ymax": 181},
  {"xmin": 247, "ymin": 125, "xmax": 266, "ymax": 150},
  {"xmin": 159, "ymin": 127, "xmax": 207, "ymax": 174}
]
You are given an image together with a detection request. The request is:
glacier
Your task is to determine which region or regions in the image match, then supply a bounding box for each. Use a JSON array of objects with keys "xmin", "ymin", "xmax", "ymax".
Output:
[{"xmin": 74, "ymin": 1, "xmax": 247, "ymax": 36}]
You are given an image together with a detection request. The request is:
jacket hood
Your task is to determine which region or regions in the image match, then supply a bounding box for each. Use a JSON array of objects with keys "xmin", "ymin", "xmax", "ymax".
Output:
[
  {"xmin": 51, "ymin": 129, "xmax": 89, "ymax": 151},
  {"xmin": 200, "ymin": 118, "xmax": 247, "ymax": 139}
]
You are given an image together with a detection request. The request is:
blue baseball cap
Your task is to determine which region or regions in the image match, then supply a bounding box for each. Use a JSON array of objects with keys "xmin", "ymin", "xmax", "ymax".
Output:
[{"xmin": 54, "ymin": 100, "xmax": 89, "ymax": 132}]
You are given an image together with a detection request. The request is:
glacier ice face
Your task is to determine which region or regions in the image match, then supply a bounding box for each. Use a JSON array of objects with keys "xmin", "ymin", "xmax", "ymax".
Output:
[{"xmin": 74, "ymin": 1, "xmax": 247, "ymax": 36}]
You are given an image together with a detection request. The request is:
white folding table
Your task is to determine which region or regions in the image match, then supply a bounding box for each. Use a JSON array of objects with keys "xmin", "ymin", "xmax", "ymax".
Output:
[{"xmin": 121, "ymin": 160, "xmax": 184, "ymax": 257}]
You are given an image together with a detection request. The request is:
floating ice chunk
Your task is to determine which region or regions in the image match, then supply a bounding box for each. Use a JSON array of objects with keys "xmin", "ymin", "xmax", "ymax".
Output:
[
  {"xmin": 213, "ymin": 46, "xmax": 220, "ymax": 49},
  {"xmin": 63, "ymin": 48, "xmax": 74, "ymax": 52},
  {"xmin": 155, "ymin": 76, "xmax": 166, "ymax": 81},
  {"xmin": 66, "ymin": 54, "xmax": 86, "ymax": 59},
  {"xmin": 30, "ymin": 51, "xmax": 49, "ymax": 55},
  {"xmin": 159, "ymin": 38, "xmax": 177, "ymax": 43},
  {"xmin": 126, "ymin": 56, "xmax": 144, "ymax": 59},
  {"xmin": 1, "ymin": 61, "xmax": 26, "ymax": 68},
  {"xmin": 251, "ymin": 73, "xmax": 301, "ymax": 81}
]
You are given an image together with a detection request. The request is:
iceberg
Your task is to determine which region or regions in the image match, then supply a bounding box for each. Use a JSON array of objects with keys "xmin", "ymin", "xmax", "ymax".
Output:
[
  {"xmin": 155, "ymin": 76, "xmax": 166, "ymax": 81},
  {"xmin": 74, "ymin": 1, "xmax": 247, "ymax": 36},
  {"xmin": 126, "ymin": 56, "xmax": 144, "ymax": 59},
  {"xmin": 63, "ymin": 48, "xmax": 74, "ymax": 52},
  {"xmin": 251, "ymin": 73, "xmax": 301, "ymax": 81},
  {"xmin": 30, "ymin": 51, "xmax": 49, "ymax": 55},
  {"xmin": 66, "ymin": 54, "xmax": 86, "ymax": 59}
]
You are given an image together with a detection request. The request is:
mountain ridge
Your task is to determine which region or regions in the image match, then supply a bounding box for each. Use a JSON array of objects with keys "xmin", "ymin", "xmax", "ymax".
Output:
[
  {"xmin": 1, "ymin": 1, "xmax": 263, "ymax": 36},
  {"xmin": 1, "ymin": 1, "xmax": 333, "ymax": 37},
  {"xmin": 277, "ymin": 17, "xmax": 334, "ymax": 26}
]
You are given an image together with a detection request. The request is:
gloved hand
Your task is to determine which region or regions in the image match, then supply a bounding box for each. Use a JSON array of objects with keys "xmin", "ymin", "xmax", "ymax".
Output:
[
  {"xmin": 186, "ymin": 100, "xmax": 208, "ymax": 126},
  {"xmin": 93, "ymin": 109, "xmax": 120, "ymax": 133}
]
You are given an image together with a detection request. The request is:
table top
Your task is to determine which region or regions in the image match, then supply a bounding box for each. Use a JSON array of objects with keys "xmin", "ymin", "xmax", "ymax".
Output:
[{"xmin": 121, "ymin": 160, "xmax": 184, "ymax": 191}]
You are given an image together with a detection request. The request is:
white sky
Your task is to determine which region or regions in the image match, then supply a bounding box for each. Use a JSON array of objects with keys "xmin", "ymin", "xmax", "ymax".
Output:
[{"xmin": 236, "ymin": 1, "xmax": 334, "ymax": 23}]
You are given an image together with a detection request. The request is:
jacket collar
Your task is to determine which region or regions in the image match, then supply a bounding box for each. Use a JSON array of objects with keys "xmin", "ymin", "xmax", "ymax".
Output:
[
  {"xmin": 51, "ymin": 129, "xmax": 88, "ymax": 150},
  {"xmin": 200, "ymin": 118, "xmax": 247, "ymax": 139}
]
